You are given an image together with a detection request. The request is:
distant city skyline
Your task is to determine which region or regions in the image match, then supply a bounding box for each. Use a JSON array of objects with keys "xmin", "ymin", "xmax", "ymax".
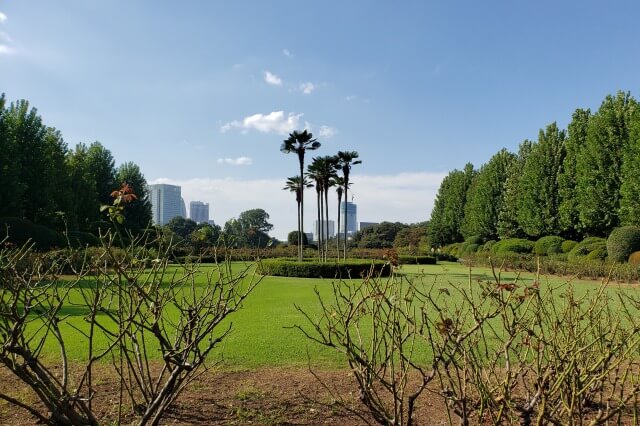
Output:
[{"xmin": 189, "ymin": 201, "xmax": 210, "ymax": 223}]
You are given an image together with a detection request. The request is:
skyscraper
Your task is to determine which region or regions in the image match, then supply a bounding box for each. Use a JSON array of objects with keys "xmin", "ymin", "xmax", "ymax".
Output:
[
  {"xmin": 314, "ymin": 219, "xmax": 335, "ymax": 242},
  {"xmin": 148, "ymin": 184, "xmax": 184, "ymax": 225},
  {"xmin": 339, "ymin": 201, "xmax": 358, "ymax": 236},
  {"xmin": 190, "ymin": 201, "xmax": 210, "ymax": 223}
]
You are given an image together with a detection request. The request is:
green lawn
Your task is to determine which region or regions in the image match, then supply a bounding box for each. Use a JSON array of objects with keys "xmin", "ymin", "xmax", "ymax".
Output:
[{"xmin": 38, "ymin": 261, "xmax": 640, "ymax": 369}]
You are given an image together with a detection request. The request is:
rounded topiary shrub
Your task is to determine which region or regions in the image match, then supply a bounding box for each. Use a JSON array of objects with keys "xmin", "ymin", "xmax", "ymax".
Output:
[
  {"xmin": 67, "ymin": 231, "xmax": 100, "ymax": 248},
  {"xmin": 0, "ymin": 217, "xmax": 65, "ymax": 251},
  {"xmin": 491, "ymin": 238, "xmax": 534, "ymax": 255},
  {"xmin": 586, "ymin": 245, "xmax": 608, "ymax": 261},
  {"xmin": 629, "ymin": 251, "xmax": 640, "ymax": 266},
  {"xmin": 465, "ymin": 235, "xmax": 483, "ymax": 245},
  {"xmin": 461, "ymin": 243, "xmax": 480, "ymax": 256},
  {"xmin": 568, "ymin": 237, "xmax": 607, "ymax": 262},
  {"xmin": 561, "ymin": 240, "xmax": 578, "ymax": 253},
  {"xmin": 482, "ymin": 240, "xmax": 496, "ymax": 252},
  {"xmin": 607, "ymin": 226, "xmax": 640, "ymax": 263},
  {"xmin": 257, "ymin": 258, "xmax": 391, "ymax": 278},
  {"xmin": 534, "ymin": 236, "xmax": 564, "ymax": 256}
]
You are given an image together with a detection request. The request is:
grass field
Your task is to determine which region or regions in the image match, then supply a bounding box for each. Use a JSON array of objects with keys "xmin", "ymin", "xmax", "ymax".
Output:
[{"xmin": 39, "ymin": 260, "xmax": 640, "ymax": 370}]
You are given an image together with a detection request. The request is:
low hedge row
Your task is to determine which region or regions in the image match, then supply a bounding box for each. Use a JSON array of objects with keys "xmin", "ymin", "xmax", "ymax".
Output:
[
  {"xmin": 257, "ymin": 258, "xmax": 391, "ymax": 278},
  {"xmin": 398, "ymin": 255, "xmax": 437, "ymax": 265}
]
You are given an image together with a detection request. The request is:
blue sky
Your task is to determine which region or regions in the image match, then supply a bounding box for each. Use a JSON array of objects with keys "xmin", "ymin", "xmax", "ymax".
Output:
[{"xmin": 2, "ymin": 1, "xmax": 640, "ymax": 239}]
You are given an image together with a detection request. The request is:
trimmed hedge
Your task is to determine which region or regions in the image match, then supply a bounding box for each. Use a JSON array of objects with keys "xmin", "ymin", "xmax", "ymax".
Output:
[
  {"xmin": 534, "ymin": 236, "xmax": 564, "ymax": 256},
  {"xmin": 398, "ymin": 255, "xmax": 437, "ymax": 265},
  {"xmin": 567, "ymin": 237, "xmax": 607, "ymax": 262},
  {"xmin": 257, "ymin": 258, "xmax": 391, "ymax": 278},
  {"xmin": 491, "ymin": 238, "xmax": 534, "ymax": 255},
  {"xmin": 607, "ymin": 226, "xmax": 640, "ymax": 263},
  {"xmin": 561, "ymin": 240, "xmax": 578, "ymax": 253},
  {"xmin": 0, "ymin": 217, "xmax": 65, "ymax": 251},
  {"xmin": 629, "ymin": 251, "xmax": 640, "ymax": 266}
]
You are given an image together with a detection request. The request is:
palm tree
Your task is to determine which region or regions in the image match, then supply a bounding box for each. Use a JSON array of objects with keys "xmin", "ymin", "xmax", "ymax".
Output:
[
  {"xmin": 308, "ymin": 156, "xmax": 338, "ymax": 261},
  {"xmin": 281, "ymin": 130, "xmax": 321, "ymax": 260},
  {"xmin": 332, "ymin": 176, "xmax": 345, "ymax": 260},
  {"xmin": 283, "ymin": 176, "xmax": 311, "ymax": 252},
  {"xmin": 336, "ymin": 151, "xmax": 361, "ymax": 259}
]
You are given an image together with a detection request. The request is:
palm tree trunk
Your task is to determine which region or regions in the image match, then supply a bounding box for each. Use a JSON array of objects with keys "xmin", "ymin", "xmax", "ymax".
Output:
[
  {"xmin": 316, "ymin": 189, "xmax": 322, "ymax": 261},
  {"xmin": 298, "ymin": 158, "xmax": 304, "ymax": 261},
  {"xmin": 324, "ymin": 187, "xmax": 329, "ymax": 262},
  {"xmin": 297, "ymin": 200, "xmax": 301, "ymax": 254},
  {"xmin": 343, "ymin": 183, "xmax": 348, "ymax": 260},
  {"xmin": 336, "ymin": 192, "xmax": 342, "ymax": 261}
]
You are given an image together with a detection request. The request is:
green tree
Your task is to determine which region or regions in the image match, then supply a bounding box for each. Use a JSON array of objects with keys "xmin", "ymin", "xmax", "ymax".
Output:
[
  {"xmin": 0, "ymin": 94, "xmax": 23, "ymax": 217},
  {"xmin": 166, "ymin": 216, "xmax": 199, "ymax": 240},
  {"xmin": 190, "ymin": 222, "xmax": 222, "ymax": 250},
  {"xmin": 336, "ymin": 151, "xmax": 361, "ymax": 259},
  {"xmin": 352, "ymin": 222, "xmax": 409, "ymax": 249},
  {"xmin": 332, "ymin": 176, "xmax": 346, "ymax": 258},
  {"xmin": 116, "ymin": 162, "xmax": 153, "ymax": 233},
  {"xmin": 280, "ymin": 130, "xmax": 321, "ymax": 260},
  {"xmin": 461, "ymin": 149, "xmax": 516, "ymax": 240},
  {"xmin": 283, "ymin": 175, "xmax": 312, "ymax": 253},
  {"xmin": 558, "ymin": 108, "xmax": 591, "ymax": 239},
  {"xmin": 307, "ymin": 156, "xmax": 338, "ymax": 261},
  {"xmin": 428, "ymin": 163, "xmax": 474, "ymax": 246},
  {"xmin": 287, "ymin": 230, "xmax": 308, "ymax": 246},
  {"xmin": 620, "ymin": 108, "xmax": 640, "ymax": 225},
  {"xmin": 223, "ymin": 209, "xmax": 273, "ymax": 248},
  {"xmin": 393, "ymin": 222, "xmax": 429, "ymax": 253},
  {"xmin": 515, "ymin": 123, "xmax": 566, "ymax": 238},
  {"xmin": 497, "ymin": 141, "xmax": 533, "ymax": 239},
  {"xmin": 67, "ymin": 143, "xmax": 100, "ymax": 231},
  {"xmin": 87, "ymin": 142, "xmax": 117, "ymax": 207},
  {"xmin": 576, "ymin": 92, "xmax": 638, "ymax": 236}
]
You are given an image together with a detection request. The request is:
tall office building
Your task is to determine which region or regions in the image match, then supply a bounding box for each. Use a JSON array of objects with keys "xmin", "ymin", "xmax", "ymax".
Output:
[
  {"xmin": 339, "ymin": 201, "xmax": 358, "ymax": 236},
  {"xmin": 148, "ymin": 184, "xmax": 184, "ymax": 225},
  {"xmin": 190, "ymin": 201, "xmax": 209, "ymax": 223},
  {"xmin": 314, "ymin": 219, "xmax": 335, "ymax": 242}
]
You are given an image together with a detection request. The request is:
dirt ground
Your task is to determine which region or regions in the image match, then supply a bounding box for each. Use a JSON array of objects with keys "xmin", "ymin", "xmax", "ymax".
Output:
[{"xmin": 0, "ymin": 365, "xmax": 452, "ymax": 425}]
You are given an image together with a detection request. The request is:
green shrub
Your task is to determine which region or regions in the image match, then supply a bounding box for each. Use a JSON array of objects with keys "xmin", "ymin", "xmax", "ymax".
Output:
[
  {"xmin": 482, "ymin": 240, "xmax": 496, "ymax": 252},
  {"xmin": 465, "ymin": 235, "xmax": 483, "ymax": 245},
  {"xmin": 461, "ymin": 243, "xmax": 480, "ymax": 256},
  {"xmin": 442, "ymin": 242, "xmax": 462, "ymax": 257},
  {"xmin": 491, "ymin": 238, "xmax": 534, "ymax": 255},
  {"xmin": 534, "ymin": 236, "xmax": 564, "ymax": 256},
  {"xmin": 629, "ymin": 251, "xmax": 640, "ymax": 267},
  {"xmin": 0, "ymin": 217, "xmax": 65, "ymax": 251},
  {"xmin": 561, "ymin": 240, "xmax": 578, "ymax": 253},
  {"xmin": 568, "ymin": 237, "xmax": 607, "ymax": 262},
  {"xmin": 398, "ymin": 255, "xmax": 436, "ymax": 265},
  {"xmin": 586, "ymin": 246, "xmax": 608, "ymax": 261},
  {"xmin": 67, "ymin": 231, "xmax": 100, "ymax": 248},
  {"xmin": 607, "ymin": 226, "xmax": 640, "ymax": 263},
  {"xmin": 257, "ymin": 258, "xmax": 391, "ymax": 278}
]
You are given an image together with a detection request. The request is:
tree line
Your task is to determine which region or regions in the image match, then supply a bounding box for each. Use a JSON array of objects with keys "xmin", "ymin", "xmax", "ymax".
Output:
[
  {"xmin": 429, "ymin": 91, "xmax": 640, "ymax": 246},
  {"xmin": 0, "ymin": 94, "xmax": 152, "ymax": 235}
]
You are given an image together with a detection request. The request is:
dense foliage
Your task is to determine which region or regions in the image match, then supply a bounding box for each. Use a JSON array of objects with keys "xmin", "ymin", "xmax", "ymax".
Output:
[
  {"xmin": 429, "ymin": 91, "xmax": 640, "ymax": 247},
  {"xmin": 0, "ymin": 94, "xmax": 152, "ymax": 235},
  {"xmin": 257, "ymin": 258, "xmax": 391, "ymax": 278}
]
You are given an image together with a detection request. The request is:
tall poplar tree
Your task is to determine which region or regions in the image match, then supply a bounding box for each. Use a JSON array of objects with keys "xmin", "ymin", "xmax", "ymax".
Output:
[
  {"xmin": 558, "ymin": 108, "xmax": 590, "ymax": 239},
  {"xmin": 576, "ymin": 92, "xmax": 638, "ymax": 236},
  {"xmin": 515, "ymin": 123, "xmax": 566, "ymax": 238},
  {"xmin": 428, "ymin": 163, "xmax": 474, "ymax": 245},
  {"xmin": 620, "ymin": 108, "xmax": 640, "ymax": 225},
  {"xmin": 497, "ymin": 141, "xmax": 533, "ymax": 239},
  {"xmin": 461, "ymin": 149, "xmax": 516, "ymax": 240}
]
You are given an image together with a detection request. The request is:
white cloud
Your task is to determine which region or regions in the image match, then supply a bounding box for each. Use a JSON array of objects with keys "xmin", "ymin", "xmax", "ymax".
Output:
[
  {"xmin": 299, "ymin": 82, "xmax": 315, "ymax": 95},
  {"xmin": 318, "ymin": 125, "xmax": 337, "ymax": 139},
  {"xmin": 264, "ymin": 71, "xmax": 282, "ymax": 86},
  {"xmin": 221, "ymin": 111, "xmax": 304, "ymax": 135},
  {"xmin": 216, "ymin": 156, "xmax": 253, "ymax": 166},
  {"xmin": 149, "ymin": 172, "xmax": 445, "ymax": 240},
  {"xmin": 0, "ymin": 44, "xmax": 14, "ymax": 55},
  {"xmin": 345, "ymin": 95, "xmax": 357, "ymax": 101},
  {"xmin": 0, "ymin": 32, "xmax": 11, "ymax": 42},
  {"xmin": 283, "ymin": 48, "xmax": 291, "ymax": 57},
  {"xmin": 0, "ymin": 12, "xmax": 7, "ymax": 24}
]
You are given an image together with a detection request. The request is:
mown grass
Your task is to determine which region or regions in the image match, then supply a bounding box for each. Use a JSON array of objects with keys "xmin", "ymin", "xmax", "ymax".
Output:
[{"xmin": 35, "ymin": 261, "xmax": 640, "ymax": 369}]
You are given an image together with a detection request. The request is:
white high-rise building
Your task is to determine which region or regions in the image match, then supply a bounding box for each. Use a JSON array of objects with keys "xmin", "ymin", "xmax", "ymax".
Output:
[
  {"xmin": 149, "ymin": 184, "xmax": 184, "ymax": 225},
  {"xmin": 339, "ymin": 202, "xmax": 358, "ymax": 236},
  {"xmin": 314, "ymin": 219, "xmax": 335, "ymax": 242},
  {"xmin": 190, "ymin": 201, "xmax": 210, "ymax": 223}
]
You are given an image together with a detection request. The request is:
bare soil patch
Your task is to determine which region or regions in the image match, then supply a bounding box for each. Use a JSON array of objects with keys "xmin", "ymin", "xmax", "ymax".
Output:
[{"xmin": 0, "ymin": 364, "xmax": 451, "ymax": 425}]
